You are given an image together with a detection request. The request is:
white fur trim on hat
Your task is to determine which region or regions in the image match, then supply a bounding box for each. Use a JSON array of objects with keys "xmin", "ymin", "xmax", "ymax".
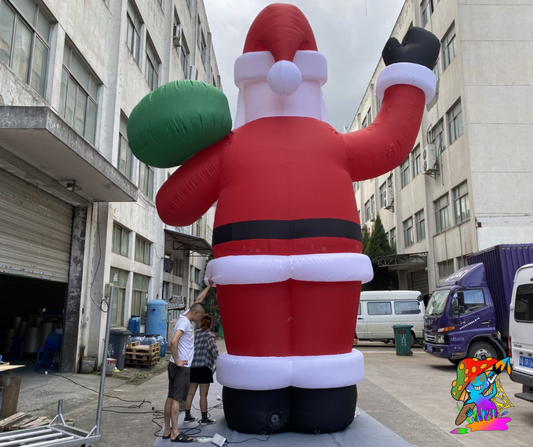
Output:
[
  {"xmin": 205, "ymin": 253, "xmax": 373, "ymax": 285},
  {"xmin": 376, "ymin": 62, "xmax": 436, "ymax": 104},
  {"xmin": 216, "ymin": 350, "xmax": 364, "ymax": 390}
]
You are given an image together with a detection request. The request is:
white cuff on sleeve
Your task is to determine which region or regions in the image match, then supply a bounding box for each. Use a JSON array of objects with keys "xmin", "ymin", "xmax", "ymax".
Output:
[{"xmin": 376, "ymin": 62, "xmax": 436, "ymax": 104}]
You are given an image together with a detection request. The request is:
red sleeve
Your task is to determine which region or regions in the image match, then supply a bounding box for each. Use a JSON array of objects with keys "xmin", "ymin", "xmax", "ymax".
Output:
[
  {"xmin": 343, "ymin": 84, "xmax": 425, "ymax": 181},
  {"xmin": 156, "ymin": 135, "xmax": 229, "ymax": 226}
]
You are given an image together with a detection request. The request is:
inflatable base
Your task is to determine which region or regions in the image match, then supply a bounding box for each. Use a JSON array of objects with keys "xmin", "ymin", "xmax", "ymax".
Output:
[{"xmin": 222, "ymin": 385, "xmax": 357, "ymax": 434}]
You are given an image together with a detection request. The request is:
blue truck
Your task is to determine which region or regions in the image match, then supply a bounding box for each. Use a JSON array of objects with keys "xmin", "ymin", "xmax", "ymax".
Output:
[{"xmin": 423, "ymin": 244, "xmax": 533, "ymax": 364}]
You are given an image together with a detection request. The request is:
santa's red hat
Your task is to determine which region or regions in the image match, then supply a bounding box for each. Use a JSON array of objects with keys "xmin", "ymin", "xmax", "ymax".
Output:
[{"xmin": 234, "ymin": 4, "xmax": 327, "ymax": 96}]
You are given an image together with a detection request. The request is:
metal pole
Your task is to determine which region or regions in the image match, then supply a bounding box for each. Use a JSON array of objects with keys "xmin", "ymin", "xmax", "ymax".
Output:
[{"xmin": 94, "ymin": 284, "xmax": 114, "ymax": 436}]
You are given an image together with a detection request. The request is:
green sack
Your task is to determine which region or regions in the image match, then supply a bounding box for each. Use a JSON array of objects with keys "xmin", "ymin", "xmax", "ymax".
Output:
[{"xmin": 127, "ymin": 80, "xmax": 232, "ymax": 168}]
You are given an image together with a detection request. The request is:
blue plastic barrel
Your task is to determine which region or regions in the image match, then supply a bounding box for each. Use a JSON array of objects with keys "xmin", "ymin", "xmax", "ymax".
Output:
[
  {"xmin": 145, "ymin": 300, "xmax": 168, "ymax": 338},
  {"xmin": 127, "ymin": 316, "xmax": 141, "ymax": 335},
  {"xmin": 155, "ymin": 335, "xmax": 167, "ymax": 357}
]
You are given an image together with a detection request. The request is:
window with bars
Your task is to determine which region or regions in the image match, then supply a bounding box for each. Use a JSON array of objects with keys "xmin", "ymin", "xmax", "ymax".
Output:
[
  {"xmin": 438, "ymin": 259, "xmax": 455, "ymax": 279},
  {"xmin": 430, "ymin": 119, "xmax": 445, "ymax": 155},
  {"xmin": 118, "ymin": 114, "xmax": 134, "ymax": 180},
  {"xmin": 400, "ymin": 157, "xmax": 410, "ymax": 188},
  {"xmin": 112, "ymin": 223, "xmax": 129, "ymax": 256},
  {"xmin": 132, "ymin": 273, "xmax": 150, "ymax": 323},
  {"xmin": 145, "ymin": 36, "xmax": 159, "ymax": 91},
  {"xmin": 442, "ymin": 23, "xmax": 456, "ymax": 71},
  {"xmin": 59, "ymin": 44, "xmax": 99, "ymax": 145},
  {"xmin": 379, "ymin": 182, "xmax": 387, "ymax": 208},
  {"xmin": 0, "ymin": 0, "xmax": 51, "ymax": 97},
  {"xmin": 447, "ymin": 99, "xmax": 463, "ymax": 145},
  {"xmin": 412, "ymin": 145, "xmax": 421, "ymax": 178},
  {"xmin": 453, "ymin": 181, "xmax": 470, "ymax": 224},
  {"xmin": 109, "ymin": 267, "xmax": 128, "ymax": 326},
  {"xmin": 403, "ymin": 217, "xmax": 414, "ymax": 248},
  {"xmin": 415, "ymin": 209, "xmax": 425, "ymax": 242},
  {"xmin": 126, "ymin": 1, "xmax": 142, "ymax": 65},
  {"xmin": 434, "ymin": 193, "xmax": 450, "ymax": 233},
  {"xmin": 139, "ymin": 161, "xmax": 154, "ymax": 199},
  {"xmin": 135, "ymin": 235, "xmax": 151, "ymax": 265}
]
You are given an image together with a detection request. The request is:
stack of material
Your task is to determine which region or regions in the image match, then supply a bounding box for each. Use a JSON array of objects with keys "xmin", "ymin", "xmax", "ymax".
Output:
[
  {"xmin": 0, "ymin": 412, "xmax": 51, "ymax": 432},
  {"xmin": 125, "ymin": 341, "xmax": 160, "ymax": 366}
]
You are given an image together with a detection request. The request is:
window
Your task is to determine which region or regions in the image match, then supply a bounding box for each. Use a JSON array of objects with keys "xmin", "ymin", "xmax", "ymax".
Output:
[
  {"xmin": 460, "ymin": 290, "xmax": 486, "ymax": 315},
  {"xmin": 442, "ymin": 23, "xmax": 456, "ymax": 71},
  {"xmin": 394, "ymin": 301, "xmax": 421, "ymax": 315},
  {"xmin": 132, "ymin": 273, "xmax": 150, "ymax": 323},
  {"xmin": 438, "ymin": 259, "xmax": 454, "ymax": 278},
  {"xmin": 434, "ymin": 193, "xmax": 450, "ymax": 233},
  {"xmin": 370, "ymin": 195, "xmax": 375, "ymax": 218},
  {"xmin": 367, "ymin": 302, "xmax": 392, "ymax": 316},
  {"xmin": 138, "ymin": 161, "xmax": 154, "ymax": 199},
  {"xmin": 195, "ymin": 219, "xmax": 201, "ymax": 237},
  {"xmin": 118, "ymin": 115, "xmax": 134, "ymax": 180},
  {"xmin": 453, "ymin": 181, "xmax": 470, "ymax": 224},
  {"xmin": 514, "ymin": 284, "xmax": 533, "ymax": 322},
  {"xmin": 379, "ymin": 182, "xmax": 387, "ymax": 208},
  {"xmin": 364, "ymin": 200, "xmax": 370, "ymax": 222},
  {"xmin": 109, "ymin": 268, "xmax": 128, "ymax": 326},
  {"xmin": 145, "ymin": 36, "xmax": 159, "ymax": 91},
  {"xmin": 198, "ymin": 19, "xmax": 207, "ymax": 67},
  {"xmin": 0, "ymin": 0, "xmax": 51, "ymax": 97},
  {"xmin": 432, "ymin": 56, "xmax": 441, "ymax": 81},
  {"xmin": 361, "ymin": 115, "xmax": 368, "ymax": 129},
  {"xmin": 415, "ymin": 209, "xmax": 425, "ymax": 242},
  {"xmin": 353, "ymin": 182, "xmax": 359, "ymax": 192},
  {"xmin": 375, "ymin": 95, "xmax": 382, "ymax": 113},
  {"xmin": 457, "ymin": 255, "xmax": 468, "ymax": 269},
  {"xmin": 59, "ymin": 44, "xmax": 99, "ymax": 145},
  {"xmin": 366, "ymin": 109, "xmax": 372, "ymax": 126},
  {"xmin": 135, "ymin": 235, "xmax": 151, "ymax": 265},
  {"xmin": 173, "ymin": 283, "xmax": 183, "ymax": 296},
  {"xmin": 403, "ymin": 217, "xmax": 414, "ymax": 248},
  {"xmin": 179, "ymin": 33, "xmax": 190, "ymax": 77},
  {"xmin": 420, "ymin": 0, "xmax": 437, "ymax": 27},
  {"xmin": 447, "ymin": 100, "xmax": 463, "ymax": 145},
  {"xmin": 412, "ymin": 145, "xmax": 421, "ymax": 178},
  {"xmin": 173, "ymin": 258, "xmax": 183, "ymax": 277},
  {"xmin": 390, "ymin": 227, "xmax": 396, "ymax": 249},
  {"xmin": 126, "ymin": 1, "xmax": 142, "ymax": 65},
  {"xmin": 400, "ymin": 157, "xmax": 410, "ymax": 188},
  {"xmin": 430, "ymin": 119, "xmax": 445, "ymax": 155},
  {"xmin": 112, "ymin": 224, "xmax": 129, "ymax": 256}
]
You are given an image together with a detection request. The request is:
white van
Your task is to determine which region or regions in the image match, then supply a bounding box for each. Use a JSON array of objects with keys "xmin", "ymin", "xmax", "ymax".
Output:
[
  {"xmin": 509, "ymin": 263, "xmax": 533, "ymax": 403},
  {"xmin": 356, "ymin": 290, "xmax": 424, "ymax": 345}
]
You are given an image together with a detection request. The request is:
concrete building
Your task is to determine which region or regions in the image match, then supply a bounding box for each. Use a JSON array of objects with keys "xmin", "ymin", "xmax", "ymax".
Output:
[
  {"xmin": 350, "ymin": 0, "xmax": 533, "ymax": 294},
  {"xmin": 0, "ymin": 0, "xmax": 220, "ymax": 372}
]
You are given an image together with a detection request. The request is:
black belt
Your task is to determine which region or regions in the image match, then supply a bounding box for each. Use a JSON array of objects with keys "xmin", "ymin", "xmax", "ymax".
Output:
[{"xmin": 212, "ymin": 219, "xmax": 362, "ymax": 246}]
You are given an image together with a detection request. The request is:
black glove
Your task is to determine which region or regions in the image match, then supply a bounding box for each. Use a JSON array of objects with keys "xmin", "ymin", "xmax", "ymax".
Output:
[{"xmin": 382, "ymin": 27, "xmax": 440, "ymax": 70}]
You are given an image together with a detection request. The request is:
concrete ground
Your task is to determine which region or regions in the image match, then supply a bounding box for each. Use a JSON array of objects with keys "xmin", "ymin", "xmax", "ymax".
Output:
[{"xmin": 5, "ymin": 339, "xmax": 533, "ymax": 446}]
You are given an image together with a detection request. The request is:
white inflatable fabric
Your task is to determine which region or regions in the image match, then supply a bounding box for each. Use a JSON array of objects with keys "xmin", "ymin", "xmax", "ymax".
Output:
[
  {"xmin": 216, "ymin": 350, "xmax": 364, "ymax": 390},
  {"xmin": 205, "ymin": 253, "xmax": 373, "ymax": 285},
  {"xmin": 376, "ymin": 62, "xmax": 436, "ymax": 104}
]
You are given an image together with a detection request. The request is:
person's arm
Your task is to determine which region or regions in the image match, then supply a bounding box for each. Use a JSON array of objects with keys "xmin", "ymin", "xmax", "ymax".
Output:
[
  {"xmin": 170, "ymin": 329, "xmax": 187, "ymax": 368},
  {"xmin": 194, "ymin": 277, "xmax": 214, "ymax": 304}
]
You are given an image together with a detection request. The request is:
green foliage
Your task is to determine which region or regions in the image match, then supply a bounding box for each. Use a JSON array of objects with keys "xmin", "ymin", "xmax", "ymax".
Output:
[{"xmin": 362, "ymin": 215, "xmax": 397, "ymax": 291}]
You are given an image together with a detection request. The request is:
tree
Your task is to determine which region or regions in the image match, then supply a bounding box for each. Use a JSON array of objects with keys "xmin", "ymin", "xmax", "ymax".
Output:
[{"xmin": 362, "ymin": 215, "xmax": 397, "ymax": 290}]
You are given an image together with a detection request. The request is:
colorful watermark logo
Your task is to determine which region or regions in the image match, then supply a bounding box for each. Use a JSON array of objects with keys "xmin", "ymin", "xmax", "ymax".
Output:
[{"xmin": 450, "ymin": 357, "xmax": 513, "ymax": 434}]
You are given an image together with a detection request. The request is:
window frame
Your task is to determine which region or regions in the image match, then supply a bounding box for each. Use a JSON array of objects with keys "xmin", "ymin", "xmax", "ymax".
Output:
[
  {"xmin": 367, "ymin": 302, "xmax": 392, "ymax": 316},
  {"xmin": 434, "ymin": 193, "xmax": 450, "ymax": 233},
  {"xmin": 135, "ymin": 235, "xmax": 152, "ymax": 265},
  {"xmin": 438, "ymin": 259, "xmax": 455, "ymax": 279},
  {"xmin": 453, "ymin": 181, "xmax": 470, "ymax": 224},
  {"xmin": 403, "ymin": 217, "xmax": 414, "ymax": 248},
  {"xmin": 118, "ymin": 114, "xmax": 134, "ymax": 180},
  {"xmin": 400, "ymin": 156, "xmax": 410, "ymax": 188},
  {"xmin": 138, "ymin": 161, "xmax": 154, "ymax": 199},
  {"xmin": 112, "ymin": 223, "xmax": 130, "ymax": 257},
  {"xmin": 412, "ymin": 145, "xmax": 421, "ymax": 178},
  {"xmin": 430, "ymin": 119, "xmax": 446, "ymax": 156},
  {"xmin": 144, "ymin": 34, "xmax": 159, "ymax": 91},
  {"xmin": 109, "ymin": 267, "xmax": 128, "ymax": 326},
  {"xmin": 126, "ymin": 0, "xmax": 142, "ymax": 65},
  {"xmin": 415, "ymin": 209, "xmax": 425, "ymax": 242},
  {"xmin": 379, "ymin": 182, "xmax": 387, "ymax": 209},
  {"xmin": 132, "ymin": 273, "xmax": 150, "ymax": 323},
  {"xmin": 442, "ymin": 23, "xmax": 456, "ymax": 71},
  {"xmin": 447, "ymin": 99, "xmax": 463, "ymax": 145}
]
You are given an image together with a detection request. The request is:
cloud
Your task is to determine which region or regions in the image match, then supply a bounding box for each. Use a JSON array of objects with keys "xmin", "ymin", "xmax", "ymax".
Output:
[{"xmin": 204, "ymin": 0, "xmax": 405, "ymax": 132}]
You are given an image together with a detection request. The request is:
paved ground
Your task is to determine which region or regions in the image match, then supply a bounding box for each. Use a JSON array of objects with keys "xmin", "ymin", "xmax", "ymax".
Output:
[{"xmin": 5, "ymin": 339, "xmax": 533, "ymax": 446}]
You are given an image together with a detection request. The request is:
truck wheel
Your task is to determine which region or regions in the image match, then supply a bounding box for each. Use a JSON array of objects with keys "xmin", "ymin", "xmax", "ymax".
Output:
[{"xmin": 467, "ymin": 342, "xmax": 498, "ymax": 361}]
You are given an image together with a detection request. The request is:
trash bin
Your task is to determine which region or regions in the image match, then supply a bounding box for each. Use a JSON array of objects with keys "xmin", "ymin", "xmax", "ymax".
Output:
[
  {"xmin": 108, "ymin": 329, "xmax": 132, "ymax": 370},
  {"xmin": 392, "ymin": 324, "xmax": 413, "ymax": 356}
]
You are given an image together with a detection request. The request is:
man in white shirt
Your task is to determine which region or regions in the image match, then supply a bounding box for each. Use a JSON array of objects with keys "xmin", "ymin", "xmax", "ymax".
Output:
[{"xmin": 163, "ymin": 278, "xmax": 214, "ymax": 442}]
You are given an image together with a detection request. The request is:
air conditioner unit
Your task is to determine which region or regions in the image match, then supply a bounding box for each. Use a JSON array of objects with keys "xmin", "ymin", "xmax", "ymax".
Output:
[
  {"xmin": 423, "ymin": 144, "xmax": 437, "ymax": 173},
  {"xmin": 172, "ymin": 25, "xmax": 181, "ymax": 47},
  {"xmin": 384, "ymin": 187, "xmax": 394, "ymax": 208}
]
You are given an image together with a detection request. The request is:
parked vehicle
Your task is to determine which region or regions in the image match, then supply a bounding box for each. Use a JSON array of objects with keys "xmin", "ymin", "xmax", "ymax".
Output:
[
  {"xmin": 509, "ymin": 263, "xmax": 533, "ymax": 403},
  {"xmin": 423, "ymin": 244, "xmax": 533, "ymax": 364},
  {"xmin": 357, "ymin": 290, "xmax": 424, "ymax": 345}
]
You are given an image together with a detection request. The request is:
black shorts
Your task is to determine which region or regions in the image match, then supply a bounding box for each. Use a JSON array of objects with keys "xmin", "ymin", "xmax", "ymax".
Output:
[
  {"xmin": 190, "ymin": 366, "xmax": 214, "ymax": 384},
  {"xmin": 167, "ymin": 362, "xmax": 191, "ymax": 401}
]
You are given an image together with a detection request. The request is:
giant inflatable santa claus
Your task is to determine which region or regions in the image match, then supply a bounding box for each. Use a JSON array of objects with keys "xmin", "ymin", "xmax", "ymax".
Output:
[{"xmin": 128, "ymin": 3, "xmax": 439, "ymax": 434}]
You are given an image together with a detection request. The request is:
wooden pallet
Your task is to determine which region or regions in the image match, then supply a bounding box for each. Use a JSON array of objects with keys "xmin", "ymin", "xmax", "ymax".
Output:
[
  {"xmin": 126, "ymin": 341, "xmax": 140, "ymax": 349},
  {"xmin": 125, "ymin": 342, "xmax": 160, "ymax": 366},
  {"xmin": 0, "ymin": 412, "xmax": 52, "ymax": 432},
  {"xmin": 126, "ymin": 342, "xmax": 160, "ymax": 356},
  {"xmin": 125, "ymin": 356, "xmax": 161, "ymax": 367}
]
